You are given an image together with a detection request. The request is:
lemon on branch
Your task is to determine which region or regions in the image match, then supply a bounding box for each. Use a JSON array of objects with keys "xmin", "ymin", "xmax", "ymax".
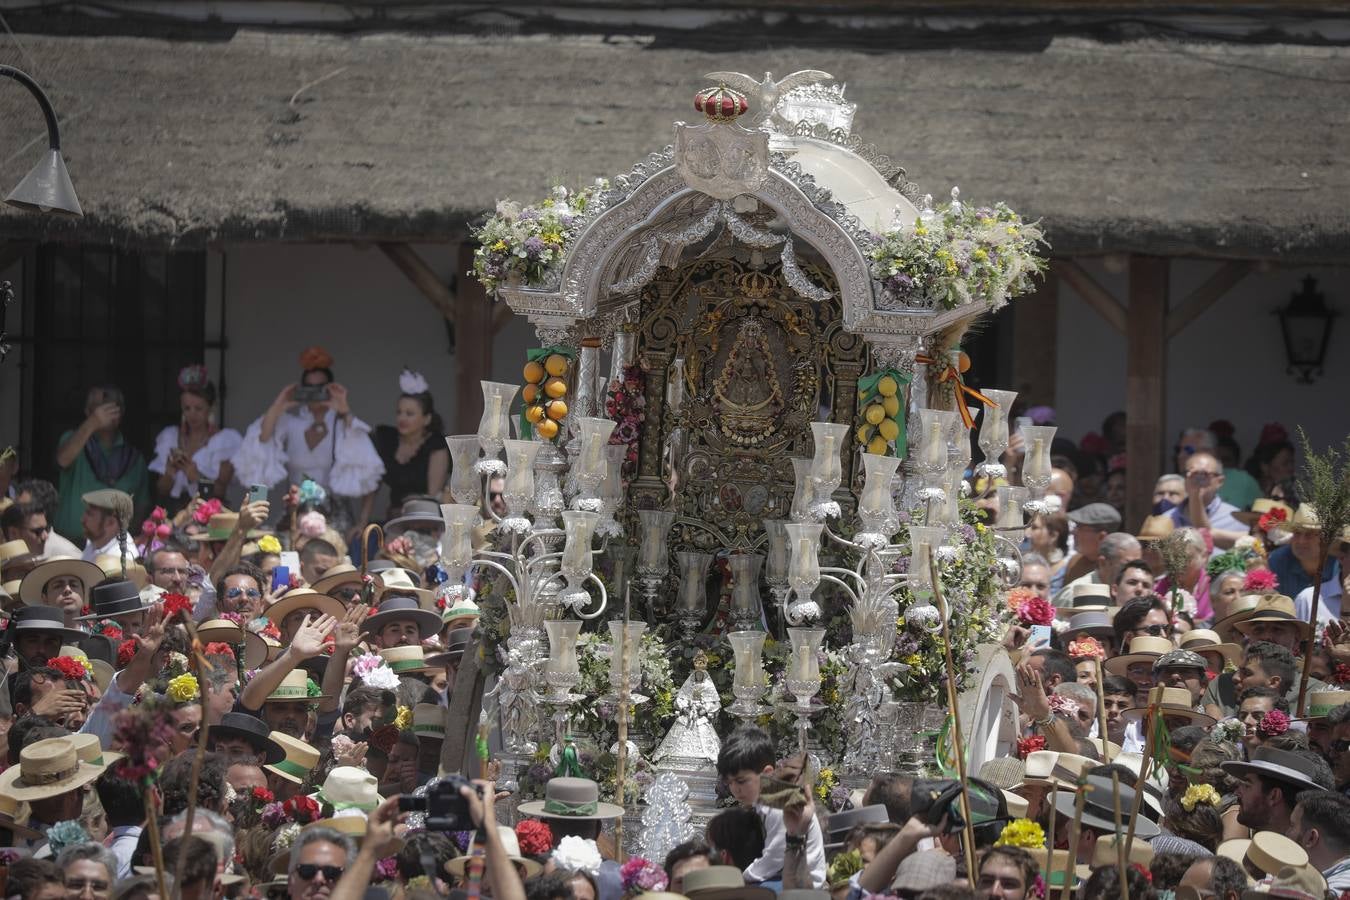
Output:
[
  {"xmin": 878, "ymin": 418, "xmax": 900, "ymax": 442},
  {"xmin": 882, "ymin": 395, "xmax": 901, "ymax": 417},
  {"xmin": 877, "ymin": 375, "xmax": 899, "ymax": 397},
  {"xmin": 546, "ymin": 399, "xmax": 568, "ymax": 420},
  {"xmin": 856, "ymin": 424, "xmax": 874, "ymax": 445},
  {"xmin": 864, "ymin": 404, "xmax": 886, "ymax": 425},
  {"xmin": 867, "ymin": 436, "xmax": 889, "ymax": 455},
  {"xmin": 535, "ymin": 419, "xmax": 559, "ymax": 439},
  {"xmin": 522, "ymin": 384, "xmax": 539, "ymax": 404},
  {"xmin": 525, "ymin": 405, "xmax": 546, "ymax": 424}
]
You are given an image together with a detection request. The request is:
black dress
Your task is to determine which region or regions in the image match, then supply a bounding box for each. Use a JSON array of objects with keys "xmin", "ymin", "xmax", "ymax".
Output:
[{"xmin": 373, "ymin": 425, "xmax": 439, "ymax": 512}]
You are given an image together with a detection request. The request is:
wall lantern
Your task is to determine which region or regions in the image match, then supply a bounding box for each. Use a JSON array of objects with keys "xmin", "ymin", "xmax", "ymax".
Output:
[
  {"xmin": 1275, "ymin": 276, "xmax": 1337, "ymax": 384},
  {"xmin": 1, "ymin": 65, "xmax": 83, "ymax": 217}
]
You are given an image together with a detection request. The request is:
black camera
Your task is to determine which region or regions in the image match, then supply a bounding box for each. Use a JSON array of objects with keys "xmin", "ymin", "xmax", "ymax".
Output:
[
  {"xmin": 398, "ymin": 774, "xmax": 476, "ymax": 832},
  {"xmin": 910, "ymin": 777, "xmax": 1007, "ymax": 835},
  {"xmin": 294, "ymin": 383, "xmax": 331, "ymax": 404}
]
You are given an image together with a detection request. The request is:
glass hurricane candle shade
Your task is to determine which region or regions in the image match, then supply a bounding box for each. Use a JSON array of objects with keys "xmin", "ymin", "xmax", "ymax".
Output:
[
  {"xmin": 907, "ymin": 525, "xmax": 948, "ymax": 595},
  {"xmin": 762, "ymin": 519, "xmax": 790, "ymax": 585},
  {"xmin": 675, "ymin": 550, "xmax": 714, "ymax": 620},
  {"xmin": 784, "ymin": 522, "xmax": 824, "ymax": 600},
  {"xmin": 502, "ymin": 440, "xmax": 541, "ymax": 518},
  {"xmin": 439, "ymin": 503, "xmax": 481, "ymax": 568},
  {"xmin": 727, "ymin": 630, "xmax": 767, "ymax": 691},
  {"xmin": 856, "ymin": 452, "xmax": 901, "ymax": 538},
  {"xmin": 668, "ymin": 358, "xmax": 687, "ymax": 415},
  {"xmin": 561, "ymin": 510, "xmax": 600, "ymax": 580},
  {"xmin": 445, "ymin": 435, "xmax": 483, "ymax": 503},
  {"xmin": 576, "ymin": 417, "xmax": 617, "ymax": 485},
  {"xmin": 545, "ymin": 619, "xmax": 583, "ymax": 677},
  {"xmin": 809, "ymin": 422, "xmax": 850, "ymax": 497},
  {"xmin": 478, "ymin": 382, "xmax": 519, "ymax": 455},
  {"xmin": 607, "ymin": 620, "xmax": 647, "ymax": 691},
  {"xmin": 1020, "ymin": 425, "xmax": 1058, "ymax": 497},
  {"xmin": 600, "ymin": 445, "xmax": 626, "ymax": 505},
  {"xmin": 785, "ymin": 626, "xmax": 826, "ymax": 702},
  {"xmin": 977, "ymin": 390, "xmax": 1017, "ymax": 463},
  {"xmin": 939, "ymin": 467, "xmax": 963, "ymax": 525},
  {"xmin": 728, "ymin": 552, "xmax": 765, "ymax": 626},
  {"xmin": 996, "ymin": 485, "xmax": 1029, "ymax": 531},
  {"xmin": 636, "ymin": 509, "xmax": 677, "ymax": 574},
  {"xmin": 913, "ymin": 408, "xmax": 960, "ymax": 476},
  {"xmin": 789, "ymin": 458, "xmax": 814, "ymax": 523}
]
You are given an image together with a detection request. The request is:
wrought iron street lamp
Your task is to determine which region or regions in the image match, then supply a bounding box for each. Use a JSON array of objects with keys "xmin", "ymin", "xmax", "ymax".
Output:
[
  {"xmin": 1, "ymin": 65, "xmax": 83, "ymax": 217},
  {"xmin": 1275, "ymin": 276, "xmax": 1337, "ymax": 384}
]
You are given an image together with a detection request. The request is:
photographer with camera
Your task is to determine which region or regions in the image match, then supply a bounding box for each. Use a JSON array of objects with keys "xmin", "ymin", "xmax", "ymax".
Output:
[{"xmin": 331, "ymin": 779, "xmax": 525, "ymax": 900}]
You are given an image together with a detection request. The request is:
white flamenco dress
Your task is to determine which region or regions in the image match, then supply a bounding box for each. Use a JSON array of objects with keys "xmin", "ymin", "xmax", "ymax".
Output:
[
  {"xmin": 653, "ymin": 664, "xmax": 722, "ymax": 767},
  {"xmin": 232, "ymin": 407, "xmax": 384, "ymax": 516},
  {"xmin": 148, "ymin": 426, "xmax": 243, "ymax": 499}
]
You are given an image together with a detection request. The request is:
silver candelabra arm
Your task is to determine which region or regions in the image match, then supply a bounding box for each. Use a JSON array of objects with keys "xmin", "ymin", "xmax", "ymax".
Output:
[{"xmin": 464, "ymin": 557, "xmax": 523, "ymax": 599}]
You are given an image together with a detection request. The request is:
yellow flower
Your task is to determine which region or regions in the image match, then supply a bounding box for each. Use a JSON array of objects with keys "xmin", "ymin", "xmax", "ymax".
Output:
[
  {"xmin": 1181, "ymin": 783, "xmax": 1221, "ymax": 812},
  {"xmin": 490, "ymin": 240, "xmax": 508, "ymax": 252},
  {"xmin": 257, "ymin": 535, "xmax": 281, "ymax": 554},
  {"xmin": 994, "ymin": 819, "xmax": 1045, "ymax": 850},
  {"xmin": 975, "ymin": 523, "xmax": 987, "ymax": 534},
  {"xmin": 540, "ymin": 231, "xmax": 563, "ymax": 246},
  {"xmin": 394, "ymin": 705, "xmax": 413, "ymax": 731},
  {"xmin": 904, "ymin": 654, "xmax": 923, "ymax": 667},
  {"xmin": 915, "ymin": 225, "xmax": 928, "ymax": 236},
  {"xmin": 166, "ymin": 673, "xmax": 200, "ymax": 703}
]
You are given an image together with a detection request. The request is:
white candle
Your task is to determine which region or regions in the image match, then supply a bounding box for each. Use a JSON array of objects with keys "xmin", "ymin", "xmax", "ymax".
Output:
[
  {"xmin": 1029, "ymin": 437, "xmax": 1047, "ymax": 474},
  {"xmin": 925, "ymin": 421, "xmax": 945, "ymax": 469},
  {"xmin": 793, "ymin": 538, "xmax": 812, "ymax": 581},
  {"xmin": 489, "ymin": 394, "xmax": 502, "ymax": 437}
]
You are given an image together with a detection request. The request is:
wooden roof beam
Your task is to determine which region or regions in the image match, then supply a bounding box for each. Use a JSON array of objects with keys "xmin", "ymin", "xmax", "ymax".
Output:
[
  {"xmin": 1165, "ymin": 261, "xmax": 1253, "ymax": 340},
  {"xmin": 1059, "ymin": 259, "xmax": 1127, "ymax": 335},
  {"xmin": 378, "ymin": 241, "xmax": 455, "ymax": 323}
]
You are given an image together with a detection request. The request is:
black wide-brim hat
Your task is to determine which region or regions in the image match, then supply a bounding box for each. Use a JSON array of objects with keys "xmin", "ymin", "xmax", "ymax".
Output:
[
  {"xmin": 75, "ymin": 578, "xmax": 151, "ymax": 621},
  {"xmin": 208, "ymin": 712, "xmax": 286, "ymax": 764},
  {"xmin": 11, "ymin": 604, "xmax": 87, "ymax": 642}
]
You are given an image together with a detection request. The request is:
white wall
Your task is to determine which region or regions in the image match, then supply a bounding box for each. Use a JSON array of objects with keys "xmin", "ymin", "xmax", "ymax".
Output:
[
  {"xmin": 214, "ymin": 242, "xmax": 534, "ymax": 436},
  {"xmin": 1055, "ymin": 257, "xmax": 1350, "ymax": 458}
]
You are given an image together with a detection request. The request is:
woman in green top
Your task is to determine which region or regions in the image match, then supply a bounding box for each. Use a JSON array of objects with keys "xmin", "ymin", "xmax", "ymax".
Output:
[{"xmin": 54, "ymin": 385, "xmax": 150, "ymax": 543}]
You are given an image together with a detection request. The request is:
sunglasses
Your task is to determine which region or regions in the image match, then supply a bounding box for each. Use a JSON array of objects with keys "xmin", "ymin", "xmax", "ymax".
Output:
[
  {"xmin": 225, "ymin": 587, "xmax": 263, "ymax": 600},
  {"xmin": 65, "ymin": 880, "xmax": 110, "ymax": 893},
  {"xmin": 1135, "ymin": 624, "xmax": 1169, "ymax": 636},
  {"xmin": 295, "ymin": 865, "xmax": 344, "ymax": 882}
]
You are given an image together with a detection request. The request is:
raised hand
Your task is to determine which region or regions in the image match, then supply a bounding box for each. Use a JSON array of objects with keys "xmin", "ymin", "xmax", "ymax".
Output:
[
  {"xmin": 89, "ymin": 402, "xmax": 121, "ymax": 431},
  {"xmin": 326, "ymin": 383, "xmax": 351, "ymax": 417},
  {"xmin": 271, "ymin": 383, "xmax": 298, "ymax": 412},
  {"xmin": 1014, "ymin": 658, "xmax": 1052, "ymax": 722},
  {"xmin": 136, "ymin": 603, "xmax": 168, "ymax": 655},
  {"xmin": 334, "ymin": 739, "xmax": 368, "ymax": 769},
  {"xmin": 238, "ymin": 500, "xmax": 271, "ymax": 532},
  {"xmin": 290, "ymin": 613, "xmax": 338, "ymax": 659},
  {"xmin": 31, "ymin": 686, "xmax": 88, "ymax": 719},
  {"xmin": 334, "ymin": 604, "xmax": 368, "ymax": 655},
  {"xmin": 365, "ymin": 795, "xmax": 407, "ymax": 858}
]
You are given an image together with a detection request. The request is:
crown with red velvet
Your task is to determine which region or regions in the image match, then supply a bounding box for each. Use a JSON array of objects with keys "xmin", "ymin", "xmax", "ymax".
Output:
[{"xmin": 695, "ymin": 85, "xmax": 748, "ymax": 122}]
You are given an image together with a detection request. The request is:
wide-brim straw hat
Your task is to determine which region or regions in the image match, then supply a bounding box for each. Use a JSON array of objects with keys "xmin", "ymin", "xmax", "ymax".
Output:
[
  {"xmin": 516, "ymin": 776, "xmax": 626, "ymax": 820},
  {"xmin": 1231, "ymin": 594, "xmax": 1312, "ymax": 640},
  {"xmin": 19, "ymin": 556, "xmax": 105, "ymax": 605},
  {"xmin": 1137, "ymin": 514, "xmax": 1175, "ymax": 543},
  {"xmin": 196, "ymin": 618, "xmax": 245, "ymax": 645},
  {"xmin": 244, "ymin": 630, "xmax": 281, "ymax": 670},
  {"xmin": 1298, "ymin": 690, "xmax": 1350, "ymax": 722},
  {"xmin": 1073, "ymin": 834, "xmax": 1155, "ymax": 883},
  {"xmin": 1040, "ymin": 849, "xmax": 1079, "ymax": 890},
  {"xmin": 1015, "ymin": 750, "xmax": 1093, "ymax": 791},
  {"xmin": 1240, "ymin": 866, "xmax": 1325, "ymax": 900},
  {"xmin": 374, "ymin": 568, "xmax": 435, "ymax": 611},
  {"xmin": 308, "ymin": 765, "xmax": 384, "ymax": 812},
  {"xmin": 0, "ymin": 736, "xmax": 107, "ymax": 801},
  {"xmin": 1233, "ymin": 499, "xmax": 1294, "ymax": 526},
  {"xmin": 264, "ymin": 588, "xmax": 345, "ymax": 628},
  {"xmin": 265, "ymin": 732, "xmax": 320, "ymax": 784},
  {"xmin": 1103, "ymin": 635, "xmax": 1176, "ymax": 675},
  {"xmin": 1245, "ymin": 831, "xmax": 1309, "ymax": 876},
  {"xmin": 1178, "ymin": 629, "xmax": 1243, "ymax": 669},
  {"xmin": 1061, "ymin": 610, "xmax": 1115, "ymax": 641},
  {"xmin": 681, "ymin": 866, "xmax": 775, "ymax": 900},
  {"xmin": 1120, "ymin": 686, "xmax": 1216, "ymax": 727},
  {"xmin": 1286, "ymin": 504, "xmax": 1321, "ymax": 533},
  {"xmin": 265, "ymin": 668, "xmax": 328, "ymax": 703},
  {"xmin": 94, "ymin": 554, "xmax": 148, "ymax": 589},
  {"xmin": 310, "ymin": 563, "xmax": 368, "ymax": 596},
  {"xmin": 1055, "ymin": 582, "xmax": 1114, "ymax": 615},
  {"xmin": 445, "ymin": 825, "xmax": 541, "ymax": 878},
  {"xmin": 379, "ymin": 644, "xmax": 436, "ymax": 675},
  {"xmin": 1213, "ymin": 594, "xmax": 1265, "ymax": 641}
]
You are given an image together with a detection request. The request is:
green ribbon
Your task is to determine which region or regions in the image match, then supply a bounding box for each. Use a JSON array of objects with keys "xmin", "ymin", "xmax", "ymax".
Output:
[
  {"xmin": 271, "ymin": 758, "xmax": 310, "ymax": 780},
  {"xmin": 554, "ymin": 741, "xmax": 586, "ymax": 779},
  {"xmin": 331, "ymin": 799, "xmax": 378, "ymax": 811},
  {"xmin": 519, "ymin": 346, "xmax": 578, "ymax": 441},
  {"xmin": 542, "ymin": 797, "xmax": 600, "ymax": 817},
  {"xmin": 855, "ymin": 367, "xmax": 913, "ymax": 458},
  {"xmin": 933, "ymin": 715, "xmax": 959, "ymax": 778},
  {"xmin": 476, "ymin": 733, "xmax": 490, "ymax": 762},
  {"xmin": 1149, "ymin": 705, "xmax": 1173, "ymax": 770}
]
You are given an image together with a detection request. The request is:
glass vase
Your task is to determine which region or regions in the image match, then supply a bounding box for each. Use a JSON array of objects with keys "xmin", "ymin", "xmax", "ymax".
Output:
[
  {"xmin": 728, "ymin": 552, "xmax": 765, "ymax": 630},
  {"xmin": 439, "ymin": 503, "xmax": 481, "ymax": 568},
  {"xmin": 478, "ymin": 381, "xmax": 519, "ymax": 458},
  {"xmin": 445, "ymin": 435, "xmax": 483, "ymax": 504}
]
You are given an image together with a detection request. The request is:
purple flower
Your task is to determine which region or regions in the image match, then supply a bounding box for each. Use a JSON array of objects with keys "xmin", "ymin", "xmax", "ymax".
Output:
[
  {"xmin": 560, "ymin": 214, "xmax": 575, "ymax": 227},
  {"xmin": 885, "ymin": 273, "xmax": 915, "ymax": 294},
  {"xmin": 518, "ymin": 208, "xmax": 539, "ymax": 222},
  {"xmin": 452, "ymin": 830, "xmax": 475, "ymax": 852},
  {"xmin": 527, "ymin": 763, "xmax": 552, "ymax": 783},
  {"xmin": 896, "ymin": 634, "xmax": 920, "ymax": 655},
  {"xmin": 523, "ymin": 236, "xmax": 546, "ymax": 259},
  {"xmin": 959, "ymin": 524, "xmax": 976, "ymax": 543},
  {"xmin": 892, "ymin": 555, "xmax": 910, "ymax": 575}
]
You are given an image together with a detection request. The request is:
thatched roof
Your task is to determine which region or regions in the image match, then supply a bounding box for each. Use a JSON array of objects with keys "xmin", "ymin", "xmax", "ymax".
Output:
[{"xmin": 1, "ymin": 30, "xmax": 1348, "ymax": 259}]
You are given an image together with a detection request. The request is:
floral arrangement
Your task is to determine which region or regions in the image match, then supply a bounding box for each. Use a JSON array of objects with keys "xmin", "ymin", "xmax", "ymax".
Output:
[
  {"xmin": 251, "ymin": 786, "xmax": 275, "ymax": 807},
  {"xmin": 994, "ymin": 819, "xmax": 1046, "ymax": 849},
  {"xmin": 161, "ymin": 593, "xmax": 193, "ymax": 621},
  {"xmin": 1257, "ymin": 708, "xmax": 1290, "ymax": 737},
  {"xmin": 394, "ymin": 705, "xmax": 413, "ymax": 731},
  {"xmin": 1210, "ymin": 718, "xmax": 1244, "ymax": 745},
  {"xmin": 827, "ymin": 850, "xmax": 864, "ymax": 887},
  {"xmin": 552, "ymin": 835, "xmax": 603, "ymax": 877},
  {"xmin": 204, "ymin": 642, "xmax": 236, "ymax": 659},
  {"xmin": 48, "ymin": 655, "xmax": 91, "ymax": 682},
  {"xmin": 1332, "ymin": 663, "xmax": 1350, "ymax": 686},
  {"xmin": 565, "ymin": 631, "xmax": 675, "ymax": 745},
  {"xmin": 193, "ymin": 498, "xmax": 223, "ymax": 525},
  {"xmin": 1244, "ymin": 568, "xmax": 1278, "ymax": 593},
  {"xmin": 471, "ymin": 182, "xmax": 609, "ymax": 295},
  {"xmin": 1014, "ymin": 595, "xmax": 1055, "ymax": 627},
  {"xmin": 1067, "ymin": 637, "xmax": 1106, "ymax": 661},
  {"xmin": 1180, "ymin": 783, "xmax": 1221, "ymax": 812},
  {"xmin": 1016, "ymin": 735, "xmax": 1046, "ymax": 759},
  {"xmin": 166, "ymin": 673, "xmax": 200, "ymax": 703},
  {"xmin": 619, "ymin": 857, "xmax": 669, "ymax": 893},
  {"xmin": 1003, "ymin": 587, "xmax": 1039, "ymax": 616},
  {"xmin": 869, "ymin": 197, "xmax": 1046, "ymax": 313},
  {"xmin": 47, "ymin": 820, "xmax": 90, "ymax": 856},
  {"xmin": 352, "ymin": 653, "xmax": 401, "ymax": 690},
  {"xmin": 814, "ymin": 766, "xmax": 839, "ymax": 806},
  {"xmin": 605, "ymin": 364, "xmax": 646, "ymax": 478},
  {"xmin": 375, "ymin": 857, "xmax": 400, "ymax": 881},
  {"xmin": 91, "ymin": 619, "xmax": 124, "ymax": 641},
  {"xmin": 113, "ymin": 701, "xmax": 178, "ymax": 780},
  {"xmin": 138, "ymin": 506, "xmax": 172, "ymax": 556},
  {"xmin": 117, "ymin": 638, "xmax": 138, "ymax": 668},
  {"xmin": 258, "ymin": 534, "xmax": 282, "ymax": 555},
  {"xmin": 283, "ymin": 795, "xmax": 322, "ymax": 825},
  {"xmin": 515, "ymin": 819, "xmax": 553, "ymax": 857},
  {"xmin": 1257, "ymin": 507, "xmax": 1289, "ymax": 534}
]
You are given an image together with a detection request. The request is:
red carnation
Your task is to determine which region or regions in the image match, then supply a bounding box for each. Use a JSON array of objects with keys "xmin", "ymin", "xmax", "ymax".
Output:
[
  {"xmin": 515, "ymin": 818, "xmax": 553, "ymax": 856},
  {"xmin": 283, "ymin": 795, "xmax": 321, "ymax": 824},
  {"xmin": 48, "ymin": 656, "xmax": 89, "ymax": 682},
  {"xmin": 98, "ymin": 621, "xmax": 124, "ymax": 642},
  {"xmin": 117, "ymin": 639, "xmax": 138, "ymax": 668},
  {"xmin": 251, "ymin": 786, "xmax": 275, "ymax": 805},
  {"xmin": 1016, "ymin": 735, "xmax": 1046, "ymax": 759},
  {"xmin": 1257, "ymin": 509, "xmax": 1288, "ymax": 534},
  {"xmin": 1016, "ymin": 597, "xmax": 1056, "ymax": 627},
  {"xmin": 1258, "ymin": 709, "xmax": 1291, "ymax": 738},
  {"xmin": 261, "ymin": 621, "xmax": 281, "ymax": 639},
  {"xmin": 161, "ymin": 593, "xmax": 193, "ymax": 621},
  {"xmin": 1243, "ymin": 569, "xmax": 1277, "ymax": 593},
  {"xmin": 204, "ymin": 642, "xmax": 236, "ymax": 658}
]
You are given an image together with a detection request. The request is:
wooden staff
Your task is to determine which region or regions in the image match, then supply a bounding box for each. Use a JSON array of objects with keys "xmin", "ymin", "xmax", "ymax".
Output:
[
  {"xmin": 928, "ymin": 546, "xmax": 978, "ymax": 882},
  {"xmin": 173, "ymin": 616, "xmax": 216, "ymax": 900},
  {"xmin": 1295, "ymin": 542, "xmax": 1330, "ymax": 716},
  {"xmin": 1044, "ymin": 787, "xmax": 1057, "ymax": 887},
  {"xmin": 1123, "ymin": 694, "xmax": 1158, "ymax": 858},
  {"xmin": 613, "ymin": 586, "xmax": 634, "ymax": 864},
  {"xmin": 1060, "ymin": 783, "xmax": 1087, "ymax": 900},
  {"xmin": 1093, "ymin": 660, "xmax": 1126, "ymax": 900}
]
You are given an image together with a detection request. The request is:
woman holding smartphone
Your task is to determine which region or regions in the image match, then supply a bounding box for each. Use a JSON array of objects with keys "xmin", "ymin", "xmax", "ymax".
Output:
[
  {"xmin": 233, "ymin": 346, "xmax": 383, "ymax": 540},
  {"xmin": 149, "ymin": 365, "xmax": 242, "ymax": 511}
]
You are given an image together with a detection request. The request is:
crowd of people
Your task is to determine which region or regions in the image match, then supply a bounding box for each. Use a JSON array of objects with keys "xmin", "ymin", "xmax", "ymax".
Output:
[{"xmin": 0, "ymin": 360, "xmax": 1347, "ymax": 900}]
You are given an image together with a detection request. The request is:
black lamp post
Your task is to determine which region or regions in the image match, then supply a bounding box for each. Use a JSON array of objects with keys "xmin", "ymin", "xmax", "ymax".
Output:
[
  {"xmin": 1, "ymin": 64, "xmax": 83, "ymax": 217},
  {"xmin": 1275, "ymin": 276, "xmax": 1338, "ymax": 384}
]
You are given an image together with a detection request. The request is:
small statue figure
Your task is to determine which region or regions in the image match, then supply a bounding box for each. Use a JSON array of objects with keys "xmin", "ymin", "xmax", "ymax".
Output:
[{"xmin": 653, "ymin": 650, "xmax": 723, "ymax": 766}]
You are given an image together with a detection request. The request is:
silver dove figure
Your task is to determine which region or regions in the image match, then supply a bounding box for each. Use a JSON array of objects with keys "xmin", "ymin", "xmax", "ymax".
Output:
[{"xmin": 702, "ymin": 69, "xmax": 834, "ymax": 131}]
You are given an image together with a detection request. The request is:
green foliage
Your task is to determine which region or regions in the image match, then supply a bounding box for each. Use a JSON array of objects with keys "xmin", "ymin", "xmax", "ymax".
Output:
[{"xmin": 1295, "ymin": 428, "xmax": 1350, "ymax": 549}]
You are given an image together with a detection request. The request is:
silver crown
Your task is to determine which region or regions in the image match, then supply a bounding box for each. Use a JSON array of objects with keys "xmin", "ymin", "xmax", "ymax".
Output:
[{"xmin": 777, "ymin": 82, "xmax": 857, "ymax": 135}]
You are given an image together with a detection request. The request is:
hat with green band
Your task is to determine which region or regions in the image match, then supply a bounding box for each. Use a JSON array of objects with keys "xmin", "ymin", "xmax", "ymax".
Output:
[
  {"xmin": 307, "ymin": 765, "xmax": 384, "ymax": 812},
  {"xmin": 69, "ymin": 733, "xmax": 125, "ymax": 770},
  {"xmin": 379, "ymin": 645, "xmax": 436, "ymax": 675},
  {"xmin": 263, "ymin": 669, "xmax": 328, "ymax": 703},
  {"xmin": 411, "ymin": 703, "xmax": 446, "ymax": 739},
  {"xmin": 516, "ymin": 776, "xmax": 626, "ymax": 820},
  {"xmin": 265, "ymin": 732, "xmax": 320, "ymax": 785},
  {"xmin": 1299, "ymin": 690, "xmax": 1350, "ymax": 721}
]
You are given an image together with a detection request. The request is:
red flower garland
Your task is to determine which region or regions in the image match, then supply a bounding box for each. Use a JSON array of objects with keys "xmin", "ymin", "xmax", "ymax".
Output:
[
  {"xmin": 161, "ymin": 593, "xmax": 193, "ymax": 621},
  {"xmin": 204, "ymin": 642, "xmax": 236, "ymax": 658},
  {"xmin": 48, "ymin": 656, "xmax": 89, "ymax": 682}
]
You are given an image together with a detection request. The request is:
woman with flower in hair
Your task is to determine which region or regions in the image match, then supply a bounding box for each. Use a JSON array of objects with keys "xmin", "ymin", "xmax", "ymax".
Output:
[
  {"xmin": 234, "ymin": 346, "xmax": 384, "ymax": 539},
  {"xmin": 372, "ymin": 369, "xmax": 449, "ymax": 514},
  {"xmin": 149, "ymin": 365, "xmax": 241, "ymax": 515}
]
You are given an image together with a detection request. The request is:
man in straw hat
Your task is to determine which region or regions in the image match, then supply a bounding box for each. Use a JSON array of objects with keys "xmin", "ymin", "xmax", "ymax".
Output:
[
  {"xmin": 0, "ymin": 736, "xmax": 110, "ymax": 852},
  {"xmin": 1222, "ymin": 746, "xmax": 1334, "ymax": 834},
  {"xmin": 17, "ymin": 555, "xmax": 105, "ymax": 627},
  {"xmin": 1298, "ymin": 690, "xmax": 1350, "ymax": 759}
]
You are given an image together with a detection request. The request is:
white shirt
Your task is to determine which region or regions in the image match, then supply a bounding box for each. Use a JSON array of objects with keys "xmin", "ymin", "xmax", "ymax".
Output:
[
  {"xmin": 744, "ymin": 804, "xmax": 827, "ymax": 888},
  {"xmin": 233, "ymin": 407, "xmax": 383, "ymax": 498},
  {"xmin": 109, "ymin": 824, "xmax": 143, "ymax": 878},
  {"xmin": 82, "ymin": 534, "xmax": 132, "ymax": 565},
  {"xmin": 147, "ymin": 426, "xmax": 243, "ymax": 499},
  {"xmin": 1294, "ymin": 577, "xmax": 1343, "ymax": 626}
]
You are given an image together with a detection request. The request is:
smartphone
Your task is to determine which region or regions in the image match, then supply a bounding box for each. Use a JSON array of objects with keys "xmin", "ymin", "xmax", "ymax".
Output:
[
  {"xmin": 271, "ymin": 565, "xmax": 290, "ymax": 593},
  {"xmin": 294, "ymin": 383, "xmax": 331, "ymax": 404},
  {"xmin": 1027, "ymin": 624, "xmax": 1053, "ymax": 651},
  {"xmin": 280, "ymin": 551, "xmax": 300, "ymax": 576},
  {"xmin": 248, "ymin": 483, "xmax": 269, "ymax": 505}
]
